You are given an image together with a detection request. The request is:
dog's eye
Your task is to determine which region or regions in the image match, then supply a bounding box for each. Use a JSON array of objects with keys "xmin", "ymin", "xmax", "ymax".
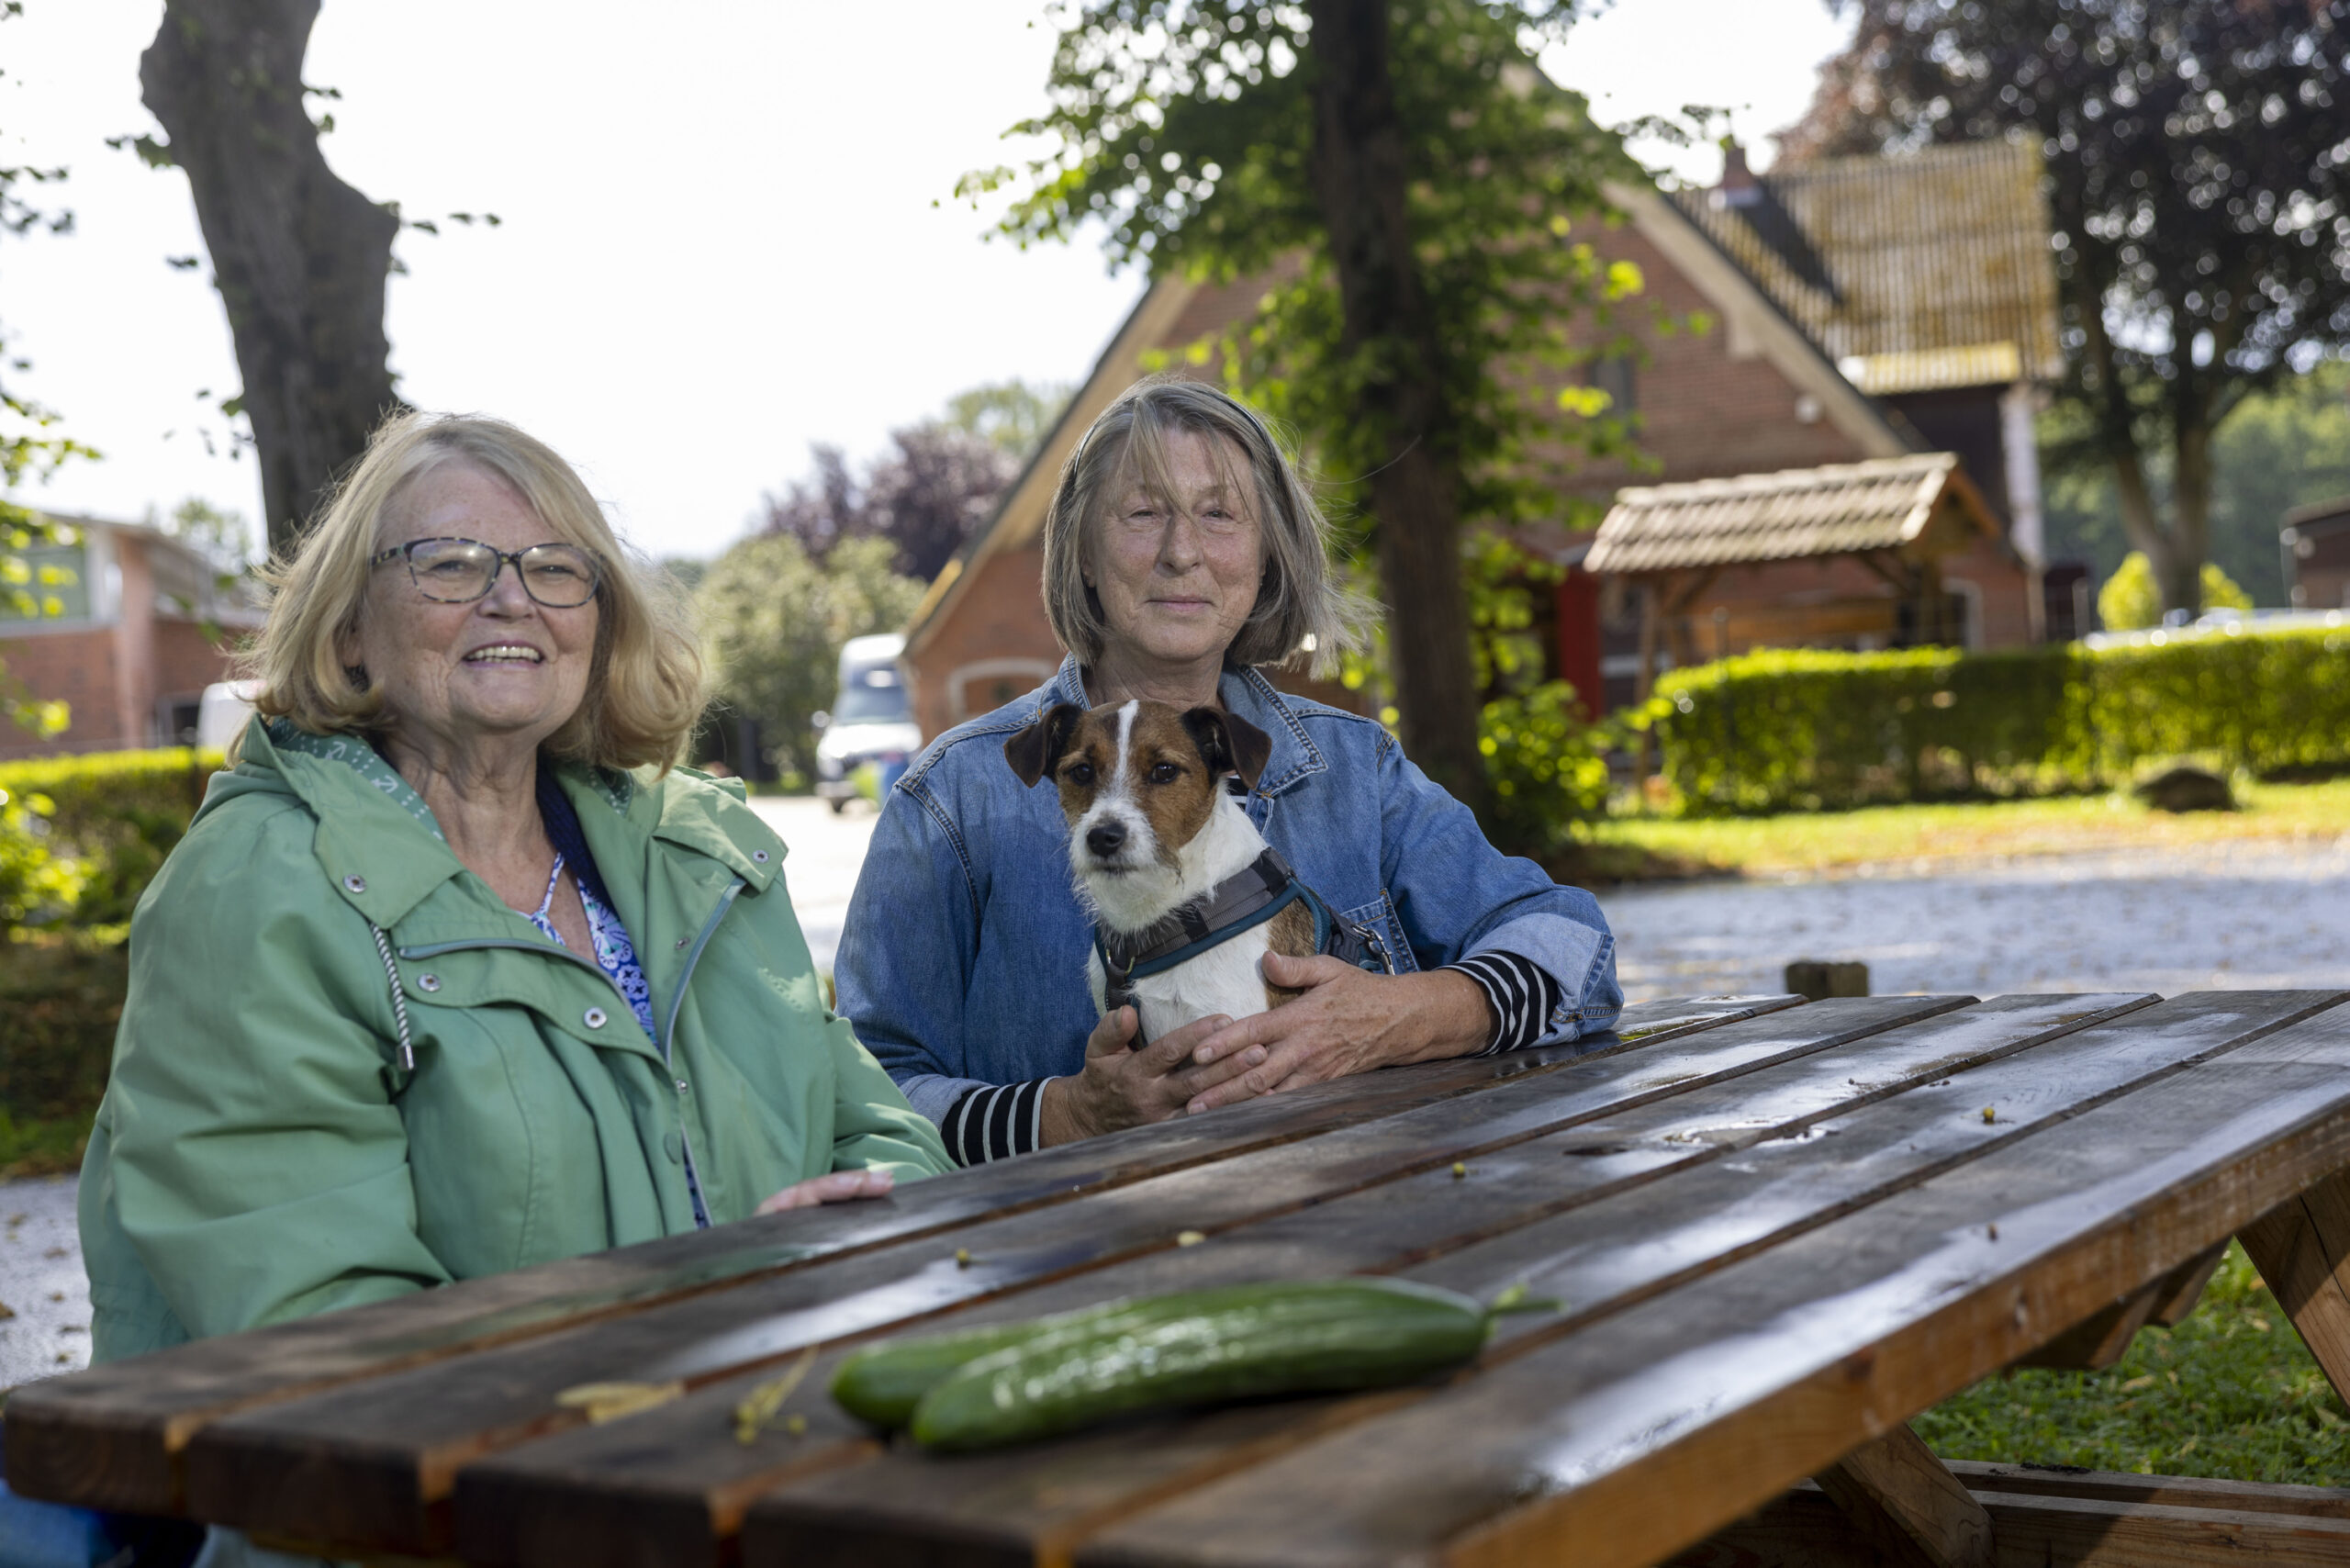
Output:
[
  {"xmin": 1147, "ymin": 762, "xmax": 1181, "ymax": 785},
  {"xmin": 1066, "ymin": 761, "xmax": 1095, "ymax": 786}
]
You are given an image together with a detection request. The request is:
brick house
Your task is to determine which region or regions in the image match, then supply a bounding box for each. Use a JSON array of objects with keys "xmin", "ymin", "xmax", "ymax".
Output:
[
  {"xmin": 0, "ymin": 513, "xmax": 259, "ymax": 759},
  {"xmin": 902, "ymin": 139, "xmax": 2060, "ymax": 736}
]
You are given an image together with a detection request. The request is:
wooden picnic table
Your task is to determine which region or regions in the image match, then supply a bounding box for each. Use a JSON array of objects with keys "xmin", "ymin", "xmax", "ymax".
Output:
[{"xmin": 14, "ymin": 989, "xmax": 2350, "ymax": 1568}]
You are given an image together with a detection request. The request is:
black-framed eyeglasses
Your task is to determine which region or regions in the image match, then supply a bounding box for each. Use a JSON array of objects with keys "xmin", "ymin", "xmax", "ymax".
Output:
[{"xmin": 369, "ymin": 537, "xmax": 602, "ymax": 608}]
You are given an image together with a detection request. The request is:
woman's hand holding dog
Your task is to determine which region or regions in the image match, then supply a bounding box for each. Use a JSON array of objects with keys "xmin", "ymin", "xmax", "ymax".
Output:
[
  {"xmin": 1039, "ymin": 1006, "xmax": 1270, "ymax": 1145},
  {"xmin": 1180, "ymin": 956, "xmax": 1493, "ymax": 1114}
]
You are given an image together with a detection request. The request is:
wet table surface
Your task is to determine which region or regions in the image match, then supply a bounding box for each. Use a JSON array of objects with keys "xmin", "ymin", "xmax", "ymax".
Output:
[{"xmin": 12, "ymin": 988, "xmax": 2350, "ymax": 1568}]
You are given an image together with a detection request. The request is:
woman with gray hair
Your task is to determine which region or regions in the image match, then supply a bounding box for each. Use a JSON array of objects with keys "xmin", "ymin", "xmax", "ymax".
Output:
[
  {"xmin": 836, "ymin": 378, "xmax": 1620, "ymax": 1165},
  {"xmin": 79, "ymin": 411, "xmax": 951, "ymax": 1389}
]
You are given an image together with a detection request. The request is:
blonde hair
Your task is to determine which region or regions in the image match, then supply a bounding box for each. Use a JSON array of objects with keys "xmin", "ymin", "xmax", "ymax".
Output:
[
  {"xmin": 1041, "ymin": 378, "xmax": 1363, "ymax": 677},
  {"xmin": 241, "ymin": 410, "xmax": 706, "ymax": 772}
]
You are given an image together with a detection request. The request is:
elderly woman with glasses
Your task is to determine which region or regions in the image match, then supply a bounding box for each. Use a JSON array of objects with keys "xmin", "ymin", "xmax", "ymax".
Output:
[
  {"xmin": 79, "ymin": 412, "xmax": 951, "ymax": 1382},
  {"xmin": 836, "ymin": 379, "xmax": 1621, "ymax": 1166}
]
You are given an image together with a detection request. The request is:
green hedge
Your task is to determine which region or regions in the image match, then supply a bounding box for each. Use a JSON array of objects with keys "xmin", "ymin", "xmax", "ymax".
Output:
[
  {"xmin": 1651, "ymin": 626, "xmax": 2350, "ymax": 814},
  {"xmin": 0, "ymin": 749, "xmax": 223, "ymax": 1172},
  {"xmin": 0, "ymin": 746, "xmax": 222, "ymax": 925}
]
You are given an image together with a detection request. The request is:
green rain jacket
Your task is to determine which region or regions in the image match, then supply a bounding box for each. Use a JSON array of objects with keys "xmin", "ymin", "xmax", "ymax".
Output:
[{"xmin": 79, "ymin": 720, "xmax": 952, "ymax": 1364}]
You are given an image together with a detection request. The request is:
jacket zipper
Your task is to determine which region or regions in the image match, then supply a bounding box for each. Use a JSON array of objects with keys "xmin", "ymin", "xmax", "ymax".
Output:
[
  {"xmin": 661, "ymin": 879, "xmax": 745, "ymax": 1228},
  {"xmin": 397, "ymin": 878, "xmax": 747, "ymax": 1230}
]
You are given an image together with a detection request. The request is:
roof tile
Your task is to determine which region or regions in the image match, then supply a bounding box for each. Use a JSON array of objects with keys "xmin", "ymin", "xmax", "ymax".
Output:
[{"xmin": 1671, "ymin": 140, "xmax": 2063, "ymax": 393}]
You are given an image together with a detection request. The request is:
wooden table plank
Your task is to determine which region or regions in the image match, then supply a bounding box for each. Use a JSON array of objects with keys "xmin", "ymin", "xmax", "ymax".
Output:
[
  {"xmin": 0, "ymin": 991, "xmax": 1797, "ymax": 1517},
  {"xmin": 1058, "ymin": 993, "xmax": 2350, "ymax": 1568},
  {"xmin": 457, "ymin": 994, "xmax": 2138, "ymax": 1567},
  {"xmin": 1402, "ymin": 991, "xmax": 2342, "ymax": 1318},
  {"xmin": 734, "ymin": 989, "xmax": 2303, "ymax": 1568},
  {"xmin": 162, "ymin": 996, "xmax": 1942, "ymax": 1553}
]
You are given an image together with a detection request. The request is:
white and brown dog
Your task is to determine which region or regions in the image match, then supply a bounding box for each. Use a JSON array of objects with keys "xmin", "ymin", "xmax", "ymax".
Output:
[{"xmin": 1005, "ymin": 698, "xmax": 1388, "ymax": 1043}]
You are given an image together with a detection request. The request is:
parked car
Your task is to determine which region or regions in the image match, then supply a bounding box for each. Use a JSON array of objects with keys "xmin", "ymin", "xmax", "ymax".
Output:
[{"xmin": 812, "ymin": 634, "xmax": 920, "ymax": 812}]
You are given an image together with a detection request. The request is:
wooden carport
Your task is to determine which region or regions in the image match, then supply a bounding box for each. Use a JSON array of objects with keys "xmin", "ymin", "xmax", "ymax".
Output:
[{"xmin": 1584, "ymin": 452, "xmax": 2008, "ymax": 705}]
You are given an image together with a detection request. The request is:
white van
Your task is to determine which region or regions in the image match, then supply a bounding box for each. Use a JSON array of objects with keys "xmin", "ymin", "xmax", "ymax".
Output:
[
  {"xmin": 196, "ymin": 680, "xmax": 263, "ymax": 753},
  {"xmin": 811, "ymin": 633, "xmax": 921, "ymax": 812}
]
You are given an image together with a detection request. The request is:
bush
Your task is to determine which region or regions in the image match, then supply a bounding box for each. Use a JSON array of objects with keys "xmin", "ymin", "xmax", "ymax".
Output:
[
  {"xmin": 0, "ymin": 747, "xmax": 220, "ymax": 924},
  {"xmin": 2098, "ymin": 552, "xmax": 2255, "ymax": 631},
  {"xmin": 0, "ymin": 751, "xmax": 221, "ymax": 1175},
  {"xmin": 1481, "ymin": 681, "xmax": 1612, "ymax": 853},
  {"xmin": 1651, "ymin": 626, "xmax": 2350, "ymax": 814},
  {"xmin": 0, "ymin": 784, "xmax": 84, "ymax": 930}
]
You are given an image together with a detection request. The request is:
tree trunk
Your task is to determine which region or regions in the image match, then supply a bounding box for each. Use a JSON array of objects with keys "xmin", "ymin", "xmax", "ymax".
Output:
[
  {"xmin": 1302, "ymin": 0, "xmax": 1488, "ymax": 819},
  {"xmin": 2165, "ymin": 409, "xmax": 2216, "ymax": 618},
  {"xmin": 142, "ymin": 0, "xmax": 400, "ymax": 556}
]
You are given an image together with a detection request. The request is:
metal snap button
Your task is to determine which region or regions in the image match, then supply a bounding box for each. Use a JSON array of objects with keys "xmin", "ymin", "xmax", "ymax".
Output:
[
  {"xmin": 675, "ymin": 936, "xmax": 690, "ymax": 949},
  {"xmin": 752, "ymin": 849, "xmax": 769, "ymax": 863},
  {"xmin": 674, "ymin": 1078, "xmax": 689, "ymax": 1095},
  {"xmin": 583, "ymin": 1007, "xmax": 608, "ymax": 1029},
  {"xmin": 342, "ymin": 874, "xmax": 367, "ymax": 894},
  {"xmin": 417, "ymin": 973, "xmax": 442, "ymax": 993}
]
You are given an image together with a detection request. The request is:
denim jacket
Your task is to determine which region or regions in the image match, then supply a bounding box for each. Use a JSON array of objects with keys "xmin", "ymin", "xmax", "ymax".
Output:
[{"xmin": 834, "ymin": 656, "xmax": 1622, "ymax": 1131}]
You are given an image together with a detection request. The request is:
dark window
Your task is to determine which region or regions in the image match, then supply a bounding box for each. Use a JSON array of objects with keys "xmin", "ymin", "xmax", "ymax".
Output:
[{"xmin": 1593, "ymin": 355, "xmax": 1637, "ymax": 417}]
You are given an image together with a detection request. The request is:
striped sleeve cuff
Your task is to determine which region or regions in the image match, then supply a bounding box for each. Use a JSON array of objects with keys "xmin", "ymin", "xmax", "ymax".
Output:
[
  {"xmin": 1442, "ymin": 950, "xmax": 1565, "ymax": 1057},
  {"xmin": 942, "ymin": 1078, "xmax": 1050, "ymax": 1166}
]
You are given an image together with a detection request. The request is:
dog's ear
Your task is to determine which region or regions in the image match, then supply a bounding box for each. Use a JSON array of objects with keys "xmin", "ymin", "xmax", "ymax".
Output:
[
  {"xmin": 1180, "ymin": 707, "xmax": 1274, "ymax": 792},
  {"xmin": 1004, "ymin": 702, "xmax": 1086, "ymax": 788}
]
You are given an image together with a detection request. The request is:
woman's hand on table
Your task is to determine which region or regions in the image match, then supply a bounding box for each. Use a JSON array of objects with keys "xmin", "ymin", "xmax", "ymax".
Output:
[
  {"xmin": 756, "ymin": 1168, "xmax": 897, "ymax": 1214},
  {"xmin": 1180, "ymin": 957, "xmax": 1493, "ymax": 1114},
  {"xmin": 1038, "ymin": 1007, "xmax": 1268, "ymax": 1146}
]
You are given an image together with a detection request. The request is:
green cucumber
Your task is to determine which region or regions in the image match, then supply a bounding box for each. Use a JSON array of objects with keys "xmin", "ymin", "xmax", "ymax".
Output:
[
  {"xmin": 907, "ymin": 1278, "xmax": 1492, "ymax": 1452},
  {"xmin": 831, "ymin": 1298, "xmax": 1169, "ymax": 1427}
]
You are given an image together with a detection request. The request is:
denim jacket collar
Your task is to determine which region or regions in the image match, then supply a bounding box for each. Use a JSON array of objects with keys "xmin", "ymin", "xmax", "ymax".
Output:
[{"xmin": 1042, "ymin": 655, "xmax": 1328, "ymax": 800}]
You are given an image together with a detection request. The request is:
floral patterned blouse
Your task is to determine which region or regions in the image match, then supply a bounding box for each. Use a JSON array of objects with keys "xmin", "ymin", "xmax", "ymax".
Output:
[{"xmin": 514, "ymin": 853, "xmax": 656, "ymax": 1039}]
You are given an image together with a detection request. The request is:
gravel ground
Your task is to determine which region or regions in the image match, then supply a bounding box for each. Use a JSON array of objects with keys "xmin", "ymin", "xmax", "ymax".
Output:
[
  {"xmin": 1604, "ymin": 841, "xmax": 2350, "ymax": 1002},
  {"xmin": 0, "ymin": 1177, "xmax": 89, "ymax": 1391},
  {"xmin": 7, "ymin": 804, "xmax": 2343, "ymax": 1392}
]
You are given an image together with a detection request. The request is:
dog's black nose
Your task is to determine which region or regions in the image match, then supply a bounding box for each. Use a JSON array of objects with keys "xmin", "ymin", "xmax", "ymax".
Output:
[{"xmin": 1086, "ymin": 821, "xmax": 1127, "ymax": 858}]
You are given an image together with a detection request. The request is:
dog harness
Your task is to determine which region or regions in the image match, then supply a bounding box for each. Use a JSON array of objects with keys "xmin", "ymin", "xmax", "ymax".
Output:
[{"xmin": 1096, "ymin": 848, "xmax": 1393, "ymax": 1043}]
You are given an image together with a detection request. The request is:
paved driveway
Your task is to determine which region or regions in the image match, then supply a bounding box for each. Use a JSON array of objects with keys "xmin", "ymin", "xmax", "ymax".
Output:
[{"xmin": 10, "ymin": 812, "xmax": 2344, "ymax": 1390}]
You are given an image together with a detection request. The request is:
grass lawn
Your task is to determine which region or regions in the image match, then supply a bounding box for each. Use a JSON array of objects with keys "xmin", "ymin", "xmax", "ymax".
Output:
[
  {"xmin": 1918, "ymin": 1243, "xmax": 2350, "ymax": 1484},
  {"xmin": 1581, "ymin": 777, "xmax": 2350, "ymax": 879}
]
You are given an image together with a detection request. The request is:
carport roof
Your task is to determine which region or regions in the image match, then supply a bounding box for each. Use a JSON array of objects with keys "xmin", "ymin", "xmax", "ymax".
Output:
[{"xmin": 1583, "ymin": 453, "xmax": 1995, "ymax": 575}]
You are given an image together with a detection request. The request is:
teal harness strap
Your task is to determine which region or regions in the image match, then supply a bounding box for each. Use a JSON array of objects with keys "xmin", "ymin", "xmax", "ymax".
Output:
[{"xmin": 1124, "ymin": 880, "xmax": 1305, "ymax": 981}]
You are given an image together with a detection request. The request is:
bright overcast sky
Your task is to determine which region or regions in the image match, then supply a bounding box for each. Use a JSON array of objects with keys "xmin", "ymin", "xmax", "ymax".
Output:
[{"xmin": 1, "ymin": 0, "xmax": 1850, "ymax": 563}]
